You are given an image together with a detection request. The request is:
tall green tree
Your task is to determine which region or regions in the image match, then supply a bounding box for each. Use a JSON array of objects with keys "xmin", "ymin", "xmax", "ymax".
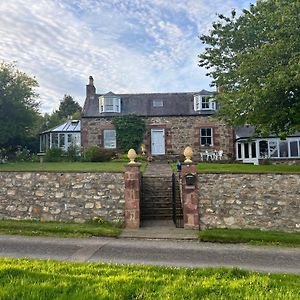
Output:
[
  {"xmin": 199, "ymin": 0, "xmax": 300, "ymax": 137},
  {"xmin": 0, "ymin": 62, "xmax": 40, "ymax": 149},
  {"xmin": 58, "ymin": 94, "xmax": 81, "ymax": 119},
  {"xmin": 40, "ymin": 95, "xmax": 81, "ymax": 132}
]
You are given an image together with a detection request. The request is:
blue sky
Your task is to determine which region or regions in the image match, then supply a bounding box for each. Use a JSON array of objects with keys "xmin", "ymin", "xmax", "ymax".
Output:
[{"xmin": 0, "ymin": 0, "xmax": 254, "ymax": 113}]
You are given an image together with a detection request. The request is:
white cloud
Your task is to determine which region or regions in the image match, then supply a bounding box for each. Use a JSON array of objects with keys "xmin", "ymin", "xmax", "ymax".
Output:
[{"xmin": 0, "ymin": 0, "xmax": 254, "ymax": 113}]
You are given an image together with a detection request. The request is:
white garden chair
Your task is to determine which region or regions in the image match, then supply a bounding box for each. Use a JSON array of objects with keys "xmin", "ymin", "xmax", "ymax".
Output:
[{"xmin": 218, "ymin": 150, "xmax": 223, "ymax": 160}]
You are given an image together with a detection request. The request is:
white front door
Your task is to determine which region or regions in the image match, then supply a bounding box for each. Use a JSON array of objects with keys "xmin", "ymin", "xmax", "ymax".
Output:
[{"xmin": 151, "ymin": 129, "xmax": 165, "ymax": 155}]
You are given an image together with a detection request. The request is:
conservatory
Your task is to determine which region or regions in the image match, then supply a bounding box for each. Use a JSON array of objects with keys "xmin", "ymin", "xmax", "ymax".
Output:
[
  {"xmin": 39, "ymin": 120, "xmax": 81, "ymax": 152},
  {"xmin": 235, "ymin": 126, "xmax": 300, "ymax": 164}
]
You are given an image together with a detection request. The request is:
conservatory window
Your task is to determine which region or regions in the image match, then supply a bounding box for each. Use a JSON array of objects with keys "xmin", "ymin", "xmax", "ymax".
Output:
[
  {"xmin": 52, "ymin": 133, "xmax": 58, "ymax": 148},
  {"xmin": 59, "ymin": 134, "xmax": 65, "ymax": 149},
  {"xmin": 279, "ymin": 141, "xmax": 288, "ymax": 157},
  {"xmin": 290, "ymin": 140, "xmax": 299, "ymax": 157},
  {"xmin": 237, "ymin": 143, "xmax": 242, "ymax": 159},
  {"xmin": 259, "ymin": 140, "xmax": 268, "ymax": 158},
  {"xmin": 67, "ymin": 134, "xmax": 73, "ymax": 144},
  {"xmin": 269, "ymin": 140, "xmax": 279, "ymax": 158}
]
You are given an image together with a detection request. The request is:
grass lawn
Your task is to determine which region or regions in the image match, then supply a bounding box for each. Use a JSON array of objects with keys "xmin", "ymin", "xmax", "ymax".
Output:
[
  {"xmin": 199, "ymin": 229, "xmax": 300, "ymax": 247},
  {"xmin": 197, "ymin": 163, "xmax": 300, "ymax": 173},
  {"xmin": 0, "ymin": 220, "xmax": 121, "ymax": 238},
  {"xmin": 0, "ymin": 161, "xmax": 147, "ymax": 173},
  {"xmin": 0, "ymin": 258, "xmax": 299, "ymax": 299}
]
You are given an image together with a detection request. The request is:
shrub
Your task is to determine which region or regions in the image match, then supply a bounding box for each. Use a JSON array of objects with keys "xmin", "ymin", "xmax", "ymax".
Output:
[
  {"xmin": 66, "ymin": 144, "xmax": 81, "ymax": 162},
  {"xmin": 83, "ymin": 146, "xmax": 116, "ymax": 162},
  {"xmin": 112, "ymin": 114, "xmax": 145, "ymax": 153},
  {"xmin": 0, "ymin": 148, "xmax": 8, "ymax": 163},
  {"xmin": 118, "ymin": 153, "xmax": 147, "ymax": 162},
  {"xmin": 15, "ymin": 146, "xmax": 31, "ymax": 162},
  {"xmin": 45, "ymin": 148, "xmax": 65, "ymax": 162}
]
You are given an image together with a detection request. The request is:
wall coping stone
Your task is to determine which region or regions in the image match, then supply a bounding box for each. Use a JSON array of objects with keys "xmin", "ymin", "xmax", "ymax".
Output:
[
  {"xmin": 197, "ymin": 171, "xmax": 300, "ymax": 175},
  {"xmin": 0, "ymin": 170, "xmax": 124, "ymax": 174}
]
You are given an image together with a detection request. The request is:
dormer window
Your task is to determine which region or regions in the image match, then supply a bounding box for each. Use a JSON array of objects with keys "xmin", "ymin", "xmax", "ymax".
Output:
[
  {"xmin": 99, "ymin": 94, "xmax": 121, "ymax": 113},
  {"xmin": 194, "ymin": 95, "xmax": 216, "ymax": 111}
]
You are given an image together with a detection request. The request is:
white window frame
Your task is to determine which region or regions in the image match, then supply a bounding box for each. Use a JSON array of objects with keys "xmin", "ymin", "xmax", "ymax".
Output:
[
  {"xmin": 236, "ymin": 137, "xmax": 300, "ymax": 160},
  {"xmin": 289, "ymin": 138, "xmax": 300, "ymax": 158},
  {"xmin": 100, "ymin": 96, "xmax": 121, "ymax": 113},
  {"xmin": 103, "ymin": 129, "xmax": 116, "ymax": 149},
  {"xmin": 200, "ymin": 128, "xmax": 213, "ymax": 146},
  {"xmin": 194, "ymin": 95, "xmax": 216, "ymax": 111}
]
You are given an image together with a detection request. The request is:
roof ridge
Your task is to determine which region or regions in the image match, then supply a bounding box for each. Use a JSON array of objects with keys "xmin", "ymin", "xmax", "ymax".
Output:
[{"xmin": 96, "ymin": 90, "xmax": 214, "ymax": 96}]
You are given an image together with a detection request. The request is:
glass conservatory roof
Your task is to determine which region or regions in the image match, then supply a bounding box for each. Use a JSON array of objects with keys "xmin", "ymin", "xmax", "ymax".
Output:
[{"xmin": 42, "ymin": 120, "xmax": 81, "ymax": 134}]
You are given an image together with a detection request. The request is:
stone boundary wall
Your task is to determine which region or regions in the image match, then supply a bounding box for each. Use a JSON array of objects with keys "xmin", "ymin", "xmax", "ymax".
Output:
[
  {"xmin": 0, "ymin": 172, "xmax": 125, "ymax": 223},
  {"xmin": 198, "ymin": 173, "xmax": 300, "ymax": 232}
]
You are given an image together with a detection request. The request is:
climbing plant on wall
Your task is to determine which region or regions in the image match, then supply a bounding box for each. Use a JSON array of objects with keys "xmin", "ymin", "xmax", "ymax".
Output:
[{"xmin": 112, "ymin": 114, "xmax": 145, "ymax": 153}]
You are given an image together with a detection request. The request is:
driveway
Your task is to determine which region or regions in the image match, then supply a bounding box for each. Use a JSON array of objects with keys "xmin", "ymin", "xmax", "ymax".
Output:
[{"xmin": 0, "ymin": 235, "xmax": 299, "ymax": 274}]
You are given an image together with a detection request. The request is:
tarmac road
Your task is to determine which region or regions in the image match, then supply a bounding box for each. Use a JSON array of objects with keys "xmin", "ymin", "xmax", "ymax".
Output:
[{"xmin": 0, "ymin": 234, "xmax": 299, "ymax": 274}]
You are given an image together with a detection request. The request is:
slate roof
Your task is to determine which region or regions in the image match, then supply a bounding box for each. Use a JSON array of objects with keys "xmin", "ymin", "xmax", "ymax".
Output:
[
  {"xmin": 82, "ymin": 90, "xmax": 215, "ymax": 117},
  {"xmin": 235, "ymin": 126, "xmax": 300, "ymax": 140},
  {"xmin": 41, "ymin": 120, "xmax": 81, "ymax": 134}
]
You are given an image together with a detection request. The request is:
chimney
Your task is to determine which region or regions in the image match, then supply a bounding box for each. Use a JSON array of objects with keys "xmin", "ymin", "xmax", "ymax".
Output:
[{"xmin": 86, "ymin": 75, "xmax": 96, "ymax": 97}]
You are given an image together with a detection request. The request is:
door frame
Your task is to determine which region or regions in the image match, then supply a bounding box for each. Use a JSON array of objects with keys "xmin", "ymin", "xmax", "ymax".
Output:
[{"xmin": 151, "ymin": 129, "xmax": 165, "ymax": 155}]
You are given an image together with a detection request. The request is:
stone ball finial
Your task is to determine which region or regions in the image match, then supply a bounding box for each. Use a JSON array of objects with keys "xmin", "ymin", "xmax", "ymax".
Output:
[
  {"xmin": 183, "ymin": 146, "xmax": 193, "ymax": 163},
  {"xmin": 128, "ymin": 149, "xmax": 137, "ymax": 164}
]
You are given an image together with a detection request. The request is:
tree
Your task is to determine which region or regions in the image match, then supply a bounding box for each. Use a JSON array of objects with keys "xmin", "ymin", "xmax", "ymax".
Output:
[
  {"xmin": 0, "ymin": 62, "xmax": 40, "ymax": 149},
  {"xmin": 40, "ymin": 95, "xmax": 81, "ymax": 132},
  {"xmin": 112, "ymin": 114, "xmax": 145, "ymax": 153},
  {"xmin": 199, "ymin": 0, "xmax": 300, "ymax": 137},
  {"xmin": 58, "ymin": 94, "xmax": 81, "ymax": 119},
  {"xmin": 40, "ymin": 111, "xmax": 62, "ymax": 132}
]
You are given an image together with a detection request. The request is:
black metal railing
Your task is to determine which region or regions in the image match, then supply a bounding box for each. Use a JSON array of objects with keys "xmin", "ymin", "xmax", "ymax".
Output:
[{"xmin": 172, "ymin": 173, "xmax": 183, "ymax": 228}]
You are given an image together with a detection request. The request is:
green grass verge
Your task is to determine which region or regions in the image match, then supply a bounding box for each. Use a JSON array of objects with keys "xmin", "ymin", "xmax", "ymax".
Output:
[
  {"xmin": 197, "ymin": 163, "xmax": 300, "ymax": 173},
  {"xmin": 199, "ymin": 229, "xmax": 300, "ymax": 247},
  {"xmin": 0, "ymin": 258, "xmax": 299, "ymax": 299},
  {"xmin": 0, "ymin": 161, "xmax": 147, "ymax": 173},
  {"xmin": 0, "ymin": 220, "xmax": 121, "ymax": 238}
]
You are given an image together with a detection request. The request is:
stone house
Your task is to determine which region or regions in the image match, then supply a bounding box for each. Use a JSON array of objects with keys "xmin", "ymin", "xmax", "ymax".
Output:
[{"xmin": 81, "ymin": 76, "xmax": 234, "ymax": 159}]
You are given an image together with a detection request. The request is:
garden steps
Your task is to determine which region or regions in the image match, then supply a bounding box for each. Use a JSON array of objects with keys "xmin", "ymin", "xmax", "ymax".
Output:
[{"xmin": 141, "ymin": 163, "xmax": 182, "ymax": 222}]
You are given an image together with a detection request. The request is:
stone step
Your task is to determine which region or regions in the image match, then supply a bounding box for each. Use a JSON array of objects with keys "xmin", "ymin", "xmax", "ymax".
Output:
[
  {"xmin": 143, "ymin": 178, "xmax": 173, "ymax": 183},
  {"xmin": 142, "ymin": 207, "xmax": 173, "ymax": 213},
  {"xmin": 142, "ymin": 215, "xmax": 173, "ymax": 220},
  {"xmin": 142, "ymin": 191, "xmax": 172, "ymax": 196},
  {"xmin": 141, "ymin": 172, "xmax": 182, "ymax": 221},
  {"xmin": 142, "ymin": 202, "xmax": 173, "ymax": 208},
  {"xmin": 143, "ymin": 184, "xmax": 172, "ymax": 188},
  {"xmin": 143, "ymin": 195, "xmax": 172, "ymax": 200}
]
